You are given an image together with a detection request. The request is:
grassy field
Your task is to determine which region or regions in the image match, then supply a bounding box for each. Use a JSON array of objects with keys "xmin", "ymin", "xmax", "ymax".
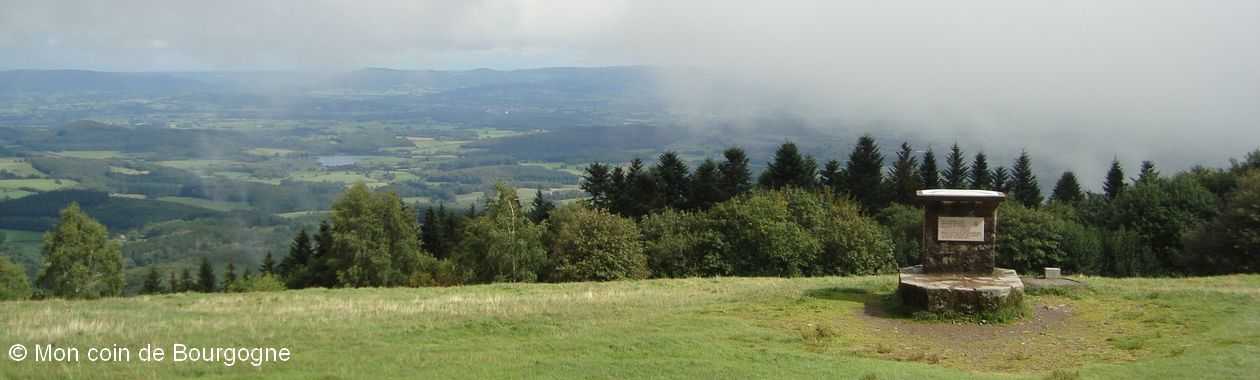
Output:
[
  {"xmin": 1, "ymin": 275, "xmax": 1257, "ymax": 379},
  {"xmin": 157, "ymin": 196, "xmax": 253, "ymax": 212},
  {"xmin": 0, "ymin": 159, "xmax": 46, "ymax": 178},
  {"xmin": 0, "ymin": 178, "xmax": 78, "ymax": 192}
]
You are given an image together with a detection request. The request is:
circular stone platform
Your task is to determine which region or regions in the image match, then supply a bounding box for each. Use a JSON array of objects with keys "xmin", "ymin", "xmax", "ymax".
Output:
[{"xmin": 897, "ymin": 265, "xmax": 1024, "ymax": 314}]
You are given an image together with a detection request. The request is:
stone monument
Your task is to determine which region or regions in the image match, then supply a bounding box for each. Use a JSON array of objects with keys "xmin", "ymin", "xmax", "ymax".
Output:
[{"xmin": 897, "ymin": 189, "xmax": 1024, "ymax": 314}]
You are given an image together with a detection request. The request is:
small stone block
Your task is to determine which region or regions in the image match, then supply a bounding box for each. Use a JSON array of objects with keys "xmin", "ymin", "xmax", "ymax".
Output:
[{"xmin": 1044, "ymin": 267, "xmax": 1061, "ymax": 279}]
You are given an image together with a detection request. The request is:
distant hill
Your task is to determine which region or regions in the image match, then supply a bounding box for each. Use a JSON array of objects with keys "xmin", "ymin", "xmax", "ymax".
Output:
[{"xmin": 0, "ymin": 69, "xmax": 215, "ymax": 94}]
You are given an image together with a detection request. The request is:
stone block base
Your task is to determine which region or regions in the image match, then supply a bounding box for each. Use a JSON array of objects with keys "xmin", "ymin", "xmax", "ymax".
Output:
[{"xmin": 897, "ymin": 265, "xmax": 1024, "ymax": 314}]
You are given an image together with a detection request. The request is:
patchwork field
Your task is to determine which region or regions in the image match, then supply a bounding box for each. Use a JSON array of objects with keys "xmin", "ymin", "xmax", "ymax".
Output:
[{"xmin": 1, "ymin": 275, "xmax": 1257, "ymax": 379}]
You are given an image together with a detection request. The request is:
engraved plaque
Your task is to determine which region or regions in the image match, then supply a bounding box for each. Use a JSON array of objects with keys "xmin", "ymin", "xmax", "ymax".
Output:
[{"xmin": 937, "ymin": 216, "xmax": 985, "ymax": 242}]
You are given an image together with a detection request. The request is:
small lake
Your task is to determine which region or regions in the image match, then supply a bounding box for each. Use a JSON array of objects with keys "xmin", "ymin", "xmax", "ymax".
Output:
[{"xmin": 318, "ymin": 155, "xmax": 357, "ymax": 167}]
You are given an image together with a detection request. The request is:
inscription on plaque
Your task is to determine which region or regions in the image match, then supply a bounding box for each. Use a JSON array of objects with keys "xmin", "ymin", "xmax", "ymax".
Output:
[{"xmin": 937, "ymin": 216, "xmax": 985, "ymax": 242}]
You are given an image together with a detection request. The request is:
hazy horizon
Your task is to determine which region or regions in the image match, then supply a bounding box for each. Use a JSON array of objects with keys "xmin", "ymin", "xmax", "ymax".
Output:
[{"xmin": 4, "ymin": 0, "xmax": 1259, "ymax": 184}]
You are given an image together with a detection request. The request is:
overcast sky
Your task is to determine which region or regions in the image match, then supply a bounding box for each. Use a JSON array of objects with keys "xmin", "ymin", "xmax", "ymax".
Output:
[{"xmin": 3, "ymin": 0, "xmax": 1259, "ymax": 183}]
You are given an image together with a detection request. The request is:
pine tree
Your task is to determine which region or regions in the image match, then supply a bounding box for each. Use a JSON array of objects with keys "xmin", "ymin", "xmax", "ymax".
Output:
[
  {"xmin": 198, "ymin": 257, "xmax": 216, "ymax": 292},
  {"xmin": 178, "ymin": 268, "xmax": 193, "ymax": 292},
  {"xmin": 970, "ymin": 152, "xmax": 992, "ymax": 190},
  {"xmin": 920, "ymin": 147, "xmax": 940, "ymax": 189},
  {"xmin": 689, "ymin": 159, "xmax": 724, "ymax": 210},
  {"xmin": 279, "ymin": 229, "xmax": 313, "ymax": 280},
  {"xmin": 991, "ymin": 166, "xmax": 1011, "ymax": 193},
  {"xmin": 168, "ymin": 271, "xmax": 180, "ymax": 293},
  {"xmin": 844, "ymin": 135, "xmax": 886, "ymax": 211},
  {"xmin": 310, "ymin": 220, "xmax": 337, "ymax": 287},
  {"xmin": 420, "ymin": 206, "xmax": 446, "ymax": 259},
  {"xmin": 224, "ymin": 261, "xmax": 238, "ymax": 289},
  {"xmin": 653, "ymin": 151, "xmax": 692, "ymax": 210},
  {"xmin": 1135, "ymin": 160, "xmax": 1159, "ymax": 184},
  {"xmin": 1010, "ymin": 150, "xmax": 1043, "ymax": 207},
  {"xmin": 886, "ymin": 142, "xmax": 921, "ymax": 205},
  {"xmin": 260, "ymin": 252, "xmax": 276, "ymax": 275},
  {"xmin": 142, "ymin": 266, "xmax": 163, "ymax": 295},
  {"xmin": 1104, "ymin": 159, "xmax": 1127, "ymax": 200},
  {"xmin": 37, "ymin": 203, "xmax": 124, "ymax": 299},
  {"xmin": 1050, "ymin": 171, "xmax": 1084, "ymax": 204},
  {"xmin": 580, "ymin": 163, "xmax": 613, "ymax": 209},
  {"xmin": 528, "ymin": 189, "xmax": 556, "ymax": 223},
  {"xmin": 717, "ymin": 147, "xmax": 752, "ymax": 200},
  {"xmin": 759, "ymin": 142, "xmax": 818, "ymax": 189},
  {"xmin": 819, "ymin": 159, "xmax": 845, "ymax": 194},
  {"xmin": 623, "ymin": 158, "xmax": 658, "ymax": 218},
  {"xmin": 942, "ymin": 143, "xmax": 970, "ymax": 189}
]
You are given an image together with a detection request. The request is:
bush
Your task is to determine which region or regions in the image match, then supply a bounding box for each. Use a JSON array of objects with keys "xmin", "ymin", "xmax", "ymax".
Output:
[
  {"xmin": 226, "ymin": 274, "xmax": 286, "ymax": 293},
  {"xmin": 0, "ymin": 255, "xmax": 32, "ymax": 301},
  {"xmin": 408, "ymin": 258, "xmax": 467, "ymax": 287},
  {"xmin": 876, "ymin": 204, "xmax": 923, "ymax": 268},
  {"xmin": 708, "ymin": 190, "xmax": 822, "ymax": 276},
  {"xmin": 997, "ymin": 203, "xmax": 1102, "ymax": 275},
  {"xmin": 545, "ymin": 204, "xmax": 648, "ymax": 282},
  {"xmin": 788, "ymin": 189, "xmax": 896, "ymax": 275},
  {"xmin": 1112, "ymin": 176, "xmax": 1216, "ymax": 272},
  {"xmin": 640, "ymin": 209, "xmax": 730, "ymax": 277},
  {"xmin": 707, "ymin": 189, "xmax": 894, "ymax": 276},
  {"xmin": 453, "ymin": 183, "xmax": 548, "ymax": 283},
  {"xmin": 1184, "ymin": 170, "xmax": 1260, "ymax": 273}
]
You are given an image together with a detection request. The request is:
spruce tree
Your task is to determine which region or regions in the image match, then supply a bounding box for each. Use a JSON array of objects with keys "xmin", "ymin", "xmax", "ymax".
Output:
[
  {"xmin": 198, "ymin": 257, "xmax": 216, "ymax": 292},
  {"xmin": 1050, "ymin": 171, "xmax": 1084, "ymax": 204},
  {"xmin": 717, "ymin": 147, "xmax": 752, "ymax": 200},
  {"xmin": 689, "ymin": 159, "xmax": 724, "ymax": 210},
  {"xmin": 970, "ymin": 152, "xmax": 992, "ymax": 190},
  {"xmin": 1104, "ymin": 159, "xmax": 1127, "ymax": 200},
  {"xmin": 1010, "ymin": 150, "xmax": 1043, "ymax": 207},
  {"xmin": 168, "ymin": 271, "xmax": 180, "ymax": 293},
  {"xmin": 624, "ymin": 158, "xmax": 658, "ymax": 218},
  {"xmin": 420, "ymin": 207, "xmax": 446, "ymax": 259},
  {"xmin": 528, "ymin": 189, "xmax": 556, "ymax": 223},
  {"xmin": 758, "ymin": 142, "xmax": 817, "ymax": 189},
  {"xmin": 991, "ymin": 166, "xmax": 1011, "ymax": 193},
  {"xmin": 942, "ymin": 143, "xmax": 970, "ymax": 189},
  {"xmin": 37, "ymin": 203, "xmax": 124, "ymax": 299},
  {"xmin": 920, "ymin": 147, "xmax": 940, "ymax": 189},
  {"xmin": 887, "ymin": 142, "xmax": 921, "ymax": 205},
  {"xmin": 653, "ymin": 151, "xmax": 692, "ymax": 210},
  {"xmin": 310, "ymin": 220, "xmax": 337, "ymax": 287},
  {"xmin": 260, "ymin": 252, "xmax": 276, "ymax": 275},
  {"xmin": 580, "ymin": 163, "xmax": 612, "ymax": 209},
  {"xmin": 1135, "ymin": 160, "xmax": 1159, "ymax": 184},
  {"xmin": 224, "ymin": 261, "xmax": 238, "ymax": 289},
  {"xmin": 819, "ymin": 159, "xmax": 845, "ymax": 194},
  {"xmin": 279, "ymin": 229, "xmax": 313, "ymax": 280},
  {"xmin": 180, "ymin": 268, "xmax": 194, "ymax": 293},
  {"xmin": 142, "ymin": 267, "xmax": 163, "ymax": 294},
  {"xmin": 844, "ymin": 135, "xmax": 886, "ymax": 211}
]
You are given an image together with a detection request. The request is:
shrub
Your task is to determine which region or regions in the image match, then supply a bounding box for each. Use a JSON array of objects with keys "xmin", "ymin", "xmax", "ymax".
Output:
[
  {"xmin": 708, "ymin": 190, "xmax": 821, "ymax": 276},
  {"xmin": 1183, "ymin": 170, "xmax": 1260, "ymax": 273},
  {"xmin": 876, "ymin": 204, "xmax": 923, "ymax": 268},
  {"xmin": 0, "ymin": 256, "xmax": 32, "ymax": 301},
  {"xmin": 640, "ymin": 209, "xmax": 730, "ymax": 277},
  {"xmin": 997, "ymin": 203, "xmax": 1103, "ymax": 274},
  {"xmin": 408, "ymin": 258, "xmax": 467, "ymax": 287},
  {"xmin": 1112, "ymin": 176, "xmax": 1216, "ymax": 272},
  {"xmin": 545, "ymin": 204, "xmax": 648, "ymax": 282}
]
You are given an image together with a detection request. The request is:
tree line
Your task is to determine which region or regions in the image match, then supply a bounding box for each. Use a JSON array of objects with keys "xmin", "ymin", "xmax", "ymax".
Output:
[{"xmin": 3, "ymin": 136, "xmax": 1259, "ymax": 300}]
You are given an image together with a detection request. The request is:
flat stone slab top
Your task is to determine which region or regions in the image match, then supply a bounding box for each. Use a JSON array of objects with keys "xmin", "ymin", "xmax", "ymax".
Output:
[
  {"xmin": 916, "ymin": 189, "xmax": 1006, "ymax": 200},
  {"xmin": 898, "ymin": 265, "xmax": 1025, "ymax": 314}
]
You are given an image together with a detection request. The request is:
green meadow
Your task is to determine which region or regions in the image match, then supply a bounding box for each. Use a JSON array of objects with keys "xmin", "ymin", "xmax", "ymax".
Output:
[{"xmin": 1, "ymin": 275, "xmax": 1257, "ymax": 379}]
